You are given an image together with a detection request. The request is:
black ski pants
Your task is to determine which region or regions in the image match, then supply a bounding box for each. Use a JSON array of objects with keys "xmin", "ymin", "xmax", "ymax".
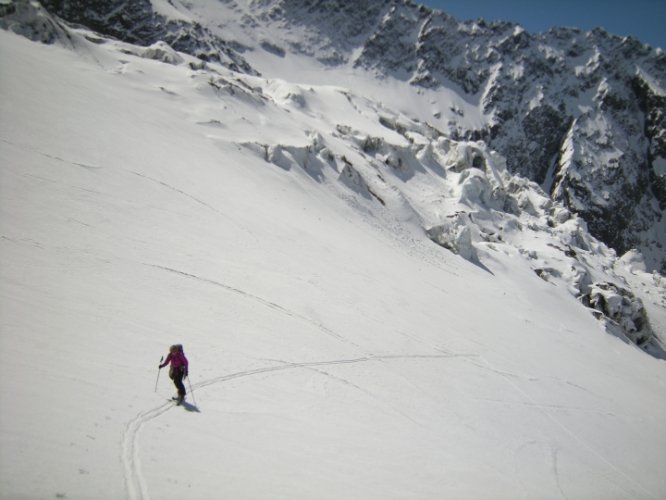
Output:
[{"xmin": 169, "ymin": 366, "xmax": 186, "ymax": 397}]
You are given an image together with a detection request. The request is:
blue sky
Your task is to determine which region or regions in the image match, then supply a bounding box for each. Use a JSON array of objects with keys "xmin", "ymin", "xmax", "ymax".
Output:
[{"xmin": 421, "ymin": 0, "xmax": 665, "ymax": 49}]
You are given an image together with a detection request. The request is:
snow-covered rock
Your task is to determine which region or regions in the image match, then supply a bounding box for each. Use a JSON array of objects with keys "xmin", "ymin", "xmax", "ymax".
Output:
[
  {"xmin": 582, "ymin": 282, "xmax": 654, "ymax": 345},
  {"xmin": 141, "ymin": 41, "xmax": 183, "ymax": 64}
]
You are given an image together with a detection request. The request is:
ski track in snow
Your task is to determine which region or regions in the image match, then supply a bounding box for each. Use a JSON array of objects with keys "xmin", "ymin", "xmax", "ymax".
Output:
[
  {"xmin": 120, "ymin": 340, "xmax": 658, "ymax": 500},
  {"xmin": 1, "ymin": 137, "xmax": 102, "ymax": 171},
  {"xmin": 298, "ymin": 363, "xmax": 426, "ymax": 427},
  {"xmin": 125, "ymin": 170, "xmax": 256, "ymax": 241},
  {"xmin": 146, "ymin": 263, "xmax": 360, "ymax": 347},
  {"xmin": 118, "ymin": 261, "xmax": 652, "ymax": 500},
  {"xmin": 477, "ymin": 355, "xmax": 657, "ymax": 500},
  {"xmin": 120, "ymin": 264, "xmax": 657, "ymax": 500},
  {"xmin": 129, "ymin": 170, "xmax": 224, "ymax": 216},
  {"xmin": 120, "ymin": 353, "xmax": 468, "ymax": 500},
  {"xmin": 122, "ymin": 402, "xmax": 173, "ymax": 500},
  {"xmin": 123, "ymin": 265, "xmax": 469, "ymax": 499},
  {"xmin": 551, "ymin": 445, "xmax": 569, "ymax": 500}
]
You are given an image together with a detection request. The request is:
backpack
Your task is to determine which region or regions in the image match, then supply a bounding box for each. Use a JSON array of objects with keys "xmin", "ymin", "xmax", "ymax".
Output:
[{"xmin": 168, "ymin": 344, "xmax": 186, "ymax": 378}]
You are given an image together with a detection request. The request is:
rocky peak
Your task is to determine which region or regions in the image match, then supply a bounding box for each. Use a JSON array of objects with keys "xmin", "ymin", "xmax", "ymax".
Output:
[{"xmin": 36, "ymin": 0, "xmax": 257, "ymax": 72}]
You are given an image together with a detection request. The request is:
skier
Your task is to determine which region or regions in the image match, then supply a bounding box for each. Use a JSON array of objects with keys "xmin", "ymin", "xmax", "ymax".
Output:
[{"xmin": 159, "ymin": 344, "xmax": 189, "ymax": 403}]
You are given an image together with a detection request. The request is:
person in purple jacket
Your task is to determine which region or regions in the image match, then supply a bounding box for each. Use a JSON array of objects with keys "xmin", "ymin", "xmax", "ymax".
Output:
[{"xmin": 159, "ymin": 344, "xmax": 189, "ymax": 403}]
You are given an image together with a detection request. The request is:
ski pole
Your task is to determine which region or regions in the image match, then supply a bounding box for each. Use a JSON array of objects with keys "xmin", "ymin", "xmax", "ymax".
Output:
[
  {"xmin": 154, "ymin": 356, "xmax": 163, "ymax": 392},
  {"xmin": 186, "ymin": 375, "xmax": 196, "ymax": 406}
]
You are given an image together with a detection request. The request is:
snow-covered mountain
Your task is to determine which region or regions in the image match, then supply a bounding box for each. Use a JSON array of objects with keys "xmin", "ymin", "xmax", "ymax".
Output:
[
  {"xmin": 1, "ymin": 1, "xmax": 665, "ymax": 499},
  {"xmin": 31, "ymin": 0, "xmax": 666, "ymax": 275},
  {"xmin": 11, "ymin": 0, "xmax": 663, "ymax": 353}
]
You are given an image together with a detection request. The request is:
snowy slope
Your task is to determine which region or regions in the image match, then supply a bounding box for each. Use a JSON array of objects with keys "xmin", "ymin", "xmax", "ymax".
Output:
[{"xmin": 1, "ymin": 6, "xmax": 666, "ymax": 500}]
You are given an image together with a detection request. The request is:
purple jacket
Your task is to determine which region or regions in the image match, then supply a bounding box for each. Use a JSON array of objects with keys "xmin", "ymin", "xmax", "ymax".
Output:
[{"xmin": 160, "ymin": 351, "xmax": 188, "ymax": 370}]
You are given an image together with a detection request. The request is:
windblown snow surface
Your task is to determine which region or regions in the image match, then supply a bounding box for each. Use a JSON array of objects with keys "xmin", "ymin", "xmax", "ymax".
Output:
[{"xmin": 1, "ymin": 8, "xmax": 665, "ymax": 500}]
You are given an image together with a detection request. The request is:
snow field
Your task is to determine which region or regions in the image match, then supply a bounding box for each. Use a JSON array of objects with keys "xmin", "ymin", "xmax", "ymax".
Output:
[{"xmin": 1, "ymin": 27, "xmax": 665, "ymax": 500}]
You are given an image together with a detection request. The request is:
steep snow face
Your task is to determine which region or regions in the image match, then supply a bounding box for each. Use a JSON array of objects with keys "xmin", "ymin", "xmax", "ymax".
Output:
[
  {"xmin": 259, "ymin": 1, "xmax": 665, "ymax": 274},
  {"xmin": 1, "ymin": 4, "xmax": 666, "ymax": 500},
  {"xmin": 38, "ymin": 0, "xmax": 665, "ymax": 272}
]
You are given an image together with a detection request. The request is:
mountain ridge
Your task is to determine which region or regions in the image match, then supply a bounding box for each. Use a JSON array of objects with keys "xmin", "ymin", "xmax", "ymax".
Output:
[
  {"xmin": 250, "ymin": 0, "xmax": 666, "ymax": 273},
  {"xmin": 33, "ymin": 0, "xmax": 666, "ymax": 271}
]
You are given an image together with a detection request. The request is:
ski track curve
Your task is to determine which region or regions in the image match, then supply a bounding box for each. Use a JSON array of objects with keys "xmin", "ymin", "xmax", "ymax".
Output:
[
  {"xmin": 120, "ymin": 353, "xmax": 467, "ymax": 500},
  {"xmin": 120, "ymin": 265, "xmax": 654, "ymax": 499},
  {"xmin": 122, "ymin": 402, "xmax": 173, "ymax": 500},
  {"xmin": 122, "ymin": 351, "xmax": 660, "ymax": 500},
  {"xmin": 119, "ymin": 265, "xmax": 474, "ymax": 499},
  {"xmin": 476, "ymin": 355, "xmax": 658, "ymax": 500},
  {"xmin": 146, "ymin": 263, "xmax": 360, "ymax": 347}
]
